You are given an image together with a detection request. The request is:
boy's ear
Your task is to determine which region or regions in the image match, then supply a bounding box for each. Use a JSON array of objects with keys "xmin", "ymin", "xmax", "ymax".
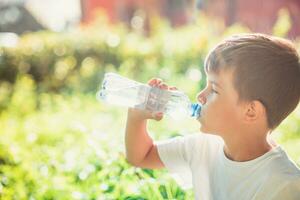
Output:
[{"xmin": 243, "ymin": 100, "xmax": 265, "ymax": 123}]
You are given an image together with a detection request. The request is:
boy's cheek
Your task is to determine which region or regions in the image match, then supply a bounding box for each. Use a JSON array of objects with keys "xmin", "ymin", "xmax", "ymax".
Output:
[
  {"xmin": 201, "ymin": 98, "xmax": 218, "ymax": 115},
  {"xmin": 198, "ymin": 106, "xmax": 221, "ymax": 133},
  {"xmin": 199, "ymin": 98, "xmax": 240, "ymax": 133},
  {"xmin": 199, "ymin": 100, "xmax": 227, "ymax": 124}
]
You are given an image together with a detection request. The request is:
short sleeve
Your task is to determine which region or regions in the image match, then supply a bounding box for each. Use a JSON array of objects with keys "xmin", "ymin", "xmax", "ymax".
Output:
[{"xmin": 155, "ymin": 134, "xmax": 200, "ymax": 189}]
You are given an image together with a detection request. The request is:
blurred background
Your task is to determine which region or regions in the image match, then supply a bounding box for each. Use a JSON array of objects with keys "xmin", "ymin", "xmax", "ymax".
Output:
[{"xmin": 0, "ymin": 0, "xmax": 299, "ymax": 199}]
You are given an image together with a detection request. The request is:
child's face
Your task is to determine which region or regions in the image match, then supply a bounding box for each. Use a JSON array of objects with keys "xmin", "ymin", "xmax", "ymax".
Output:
[{"xmin": 196, "ymin": 69, "xmax": 243, "ymax": 135}]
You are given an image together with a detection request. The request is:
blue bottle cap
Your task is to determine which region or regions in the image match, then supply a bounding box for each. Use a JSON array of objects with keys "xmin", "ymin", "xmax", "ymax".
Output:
[{"xmin": 191, "ymin": 103, "xmax": 201, "ymax": 118}]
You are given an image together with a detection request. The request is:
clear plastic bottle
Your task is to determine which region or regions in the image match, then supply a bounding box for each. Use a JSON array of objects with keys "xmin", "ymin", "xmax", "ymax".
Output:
[{"xmin": 96, "ymin": 73, "xmax": 201, "ymax": 120}]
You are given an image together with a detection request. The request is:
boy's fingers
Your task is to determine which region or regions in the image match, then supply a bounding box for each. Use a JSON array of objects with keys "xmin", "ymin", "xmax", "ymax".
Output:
[
  {"xmin": 155, "ymin": 114, "xmax": 163, "ymax": 121},
  {"xmin": 148, "ymin": 78, "xmax": 157, "ymax": 86},
  {"xmin": 155, "ymin": 79, "xmax": 163, "ymax": 86},
  {"xmin": 169, "ymin": 86, "xmax": 178, "ymax": 90},
  {"xmin": 151, "ymin": 112, "xmax": 164, "ymax": 121},
  {"xmin": 159, "ymin": 83, "xmax": 168, "ymax": 90},
  {"xmin": 148, "ymin": 78, "xmax": 163, "ymax": 86}
]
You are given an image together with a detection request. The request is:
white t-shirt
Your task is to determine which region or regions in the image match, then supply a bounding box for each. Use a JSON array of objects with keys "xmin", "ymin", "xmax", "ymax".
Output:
[{"xmin": 156, "ymin": 133, "xmax": 300, "ymax": 200}]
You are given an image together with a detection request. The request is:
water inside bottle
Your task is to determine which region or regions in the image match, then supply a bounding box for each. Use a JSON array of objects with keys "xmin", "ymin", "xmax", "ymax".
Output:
[
  {"xmin": 97, "ymin": 72, "xmax": 202, "ymax": 119},
  {"xmin": 97, "ymin": 73, "xmax": 150, "ymax": 109}
]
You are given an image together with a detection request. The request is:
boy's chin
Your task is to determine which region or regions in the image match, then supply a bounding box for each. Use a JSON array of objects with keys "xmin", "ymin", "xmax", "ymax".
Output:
[{"xmin": 198, "ymin": 117, "xmax": 213, "ymax": 133}]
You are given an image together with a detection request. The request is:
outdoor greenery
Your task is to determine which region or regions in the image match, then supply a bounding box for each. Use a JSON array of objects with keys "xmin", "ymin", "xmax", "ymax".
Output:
[{"xmin": 0, "ymin": 12, "xmax": 299, "ymax": 199}]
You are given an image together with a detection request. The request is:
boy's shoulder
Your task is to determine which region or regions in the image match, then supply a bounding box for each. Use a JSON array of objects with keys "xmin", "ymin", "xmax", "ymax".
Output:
[
  {"xmin": 268, "ymin": 167, "xmax": 300, "ymax": 200},
  {"xmin": 258, "ymin": 172, "xmax": 300, "ymax": 200},
  {"xmin": 245, "ymin": 146, "xmax": 300, "ymax": 199},
  {"xmin": 265, "ymin": 146, "xmax": 300, "ymax": 184}
]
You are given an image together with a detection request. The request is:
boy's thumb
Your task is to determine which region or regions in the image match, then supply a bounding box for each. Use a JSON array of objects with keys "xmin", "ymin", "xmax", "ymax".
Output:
[{"xmin": 151, "ymin": 112, "xmax": 164, "ymax": 121}]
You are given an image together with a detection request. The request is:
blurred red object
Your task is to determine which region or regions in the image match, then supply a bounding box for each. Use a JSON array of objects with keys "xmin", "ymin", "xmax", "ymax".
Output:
[
  {"xmin": 204, "ymin": 0, "xmax": 300, "ymax": 38},
  {"xmin": 80, "ymin": 0, "xmax": 300, "ymax": 38}
]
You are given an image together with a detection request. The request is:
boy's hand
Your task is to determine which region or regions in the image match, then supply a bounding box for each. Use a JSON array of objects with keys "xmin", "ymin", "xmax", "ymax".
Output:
[{"xmin": 128, "ymin": 78, "xmax": 178, "ymax": 121}]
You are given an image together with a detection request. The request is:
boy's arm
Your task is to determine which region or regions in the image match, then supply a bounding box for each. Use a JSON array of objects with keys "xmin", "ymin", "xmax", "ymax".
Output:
[
  {"xmin": 125, "ymin": 78, "xmax": 169, "ymax": 169},
  {"xmin": 125, "ymin": 108, "xmax": 165, "ymax": 169}
]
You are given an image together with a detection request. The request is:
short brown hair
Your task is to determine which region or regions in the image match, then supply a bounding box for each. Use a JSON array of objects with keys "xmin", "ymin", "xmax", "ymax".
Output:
[{"xmin": 204, "ymin": 33, "xmax": 300, "ymax": 130}]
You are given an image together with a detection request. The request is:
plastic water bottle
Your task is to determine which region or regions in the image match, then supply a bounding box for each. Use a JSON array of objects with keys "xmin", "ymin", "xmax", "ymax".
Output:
[{"xmin": 96, "ymin": 73, "xmax": 201, "ymax": 120}]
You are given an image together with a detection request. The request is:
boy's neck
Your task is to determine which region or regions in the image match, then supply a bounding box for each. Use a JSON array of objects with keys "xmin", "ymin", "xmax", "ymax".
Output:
[{"xmin": 222, "ymin": 130, "xmax": 277, "ymax": 162}]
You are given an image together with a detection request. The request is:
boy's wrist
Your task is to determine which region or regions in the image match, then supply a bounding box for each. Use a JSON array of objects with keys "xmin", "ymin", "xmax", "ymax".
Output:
[
  {"xmin": 127, "ymin": 107, "xmax": 164, "ymax": 122},
  {"xmin": 127, "ymin": 108, "xmax": 149, "ymax": 121}
]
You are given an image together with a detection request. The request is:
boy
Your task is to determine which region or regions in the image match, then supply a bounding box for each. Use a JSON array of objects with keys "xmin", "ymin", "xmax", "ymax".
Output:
[{"xmin": 125, "ymin": 33, "xmax": 300, "ymax": 199}]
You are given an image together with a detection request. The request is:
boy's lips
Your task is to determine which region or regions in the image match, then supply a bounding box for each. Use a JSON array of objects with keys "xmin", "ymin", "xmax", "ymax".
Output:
[{"xmin": 197, "ymin": 108, "xmax": 205, "ymax": 123}]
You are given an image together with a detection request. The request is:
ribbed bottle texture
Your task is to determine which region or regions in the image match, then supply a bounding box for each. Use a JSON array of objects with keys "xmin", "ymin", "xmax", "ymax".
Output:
[{"xmin": 97, "ymin": 73, "xmax": 201, "ymax": 119}]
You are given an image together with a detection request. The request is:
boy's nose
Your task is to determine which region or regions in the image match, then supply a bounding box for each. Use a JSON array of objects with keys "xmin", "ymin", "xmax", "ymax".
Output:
[{"xmin": 197, "ymin": 91, "xmax": 206, "ymax": 105}]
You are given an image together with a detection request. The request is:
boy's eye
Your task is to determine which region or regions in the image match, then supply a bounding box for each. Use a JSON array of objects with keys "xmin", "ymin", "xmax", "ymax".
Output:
[{"xmin": 211, "ymin": 88, "xmax": 218, "ymax": 94}]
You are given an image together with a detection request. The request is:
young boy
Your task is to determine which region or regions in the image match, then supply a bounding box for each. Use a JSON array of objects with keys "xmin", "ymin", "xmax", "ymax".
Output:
[{"xmin": 125, "ymin": 33, "xmax": 300, "ymax": 200}]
